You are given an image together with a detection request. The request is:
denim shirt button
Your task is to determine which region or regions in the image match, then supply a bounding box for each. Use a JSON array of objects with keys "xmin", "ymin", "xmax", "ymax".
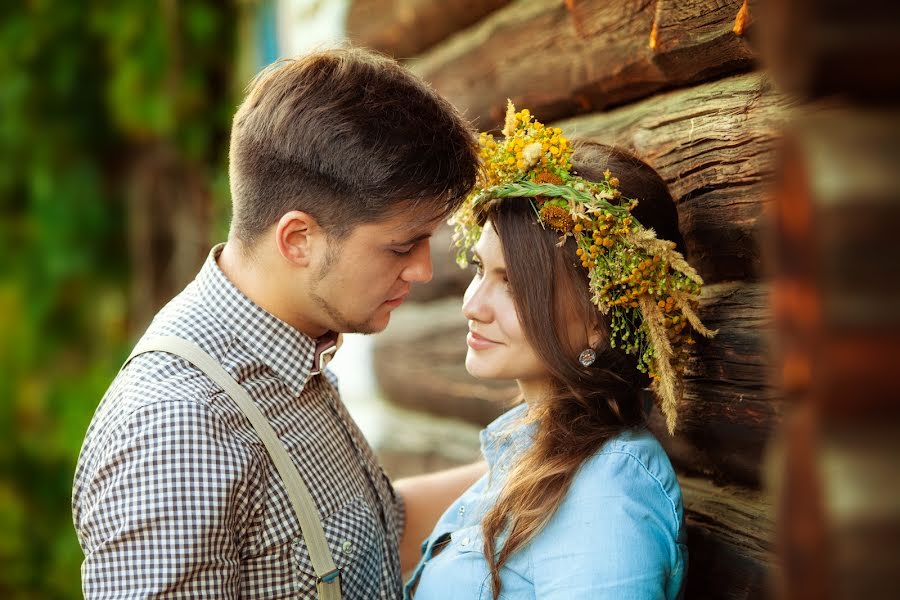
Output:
[
  {"xmin": 460, "ymin": 536, "xmax": 470, "ymax": 547},
  {"xmin": 458, "ymin": 505, "xmax": 466, "ymax": 517}
]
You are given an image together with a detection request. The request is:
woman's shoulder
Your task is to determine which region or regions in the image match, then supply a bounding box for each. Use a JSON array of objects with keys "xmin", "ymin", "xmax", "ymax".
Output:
[
  {"xmin": 594, "ymin": 426, "xmax": 678, "ymax": 476},
  {"xmin": 525, "ymin": 426, "xmax": 685, "ymax": 584},
  {"xmin": 573, "ymin": 427, "xmax": 683, "ymax": 528}
]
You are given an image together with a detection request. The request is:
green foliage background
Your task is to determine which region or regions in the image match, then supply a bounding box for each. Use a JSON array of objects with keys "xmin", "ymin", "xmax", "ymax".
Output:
[{"xmin": 0, "ymin": 2, "xmax": 240, "ymax": 596}]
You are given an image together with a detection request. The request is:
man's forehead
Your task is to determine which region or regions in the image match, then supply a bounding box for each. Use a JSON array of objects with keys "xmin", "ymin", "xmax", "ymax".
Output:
[{"xmin": 382, "ymin": 209, "xmax": 446, "ymax": 237}]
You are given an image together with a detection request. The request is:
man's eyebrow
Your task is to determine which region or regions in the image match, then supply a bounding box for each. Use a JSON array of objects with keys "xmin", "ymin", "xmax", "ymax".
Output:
[{"xmin": 393, "ymin": 231, "xmax": 433, "ymax": 246}]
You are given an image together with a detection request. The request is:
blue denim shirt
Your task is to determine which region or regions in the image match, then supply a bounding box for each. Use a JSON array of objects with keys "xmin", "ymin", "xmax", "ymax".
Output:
[{"xmin": 404, "ymin": 404, "xmax": 687, "ymax": 599}]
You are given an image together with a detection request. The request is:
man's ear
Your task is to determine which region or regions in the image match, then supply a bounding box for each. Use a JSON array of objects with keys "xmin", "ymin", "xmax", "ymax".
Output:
[{"xmin": 275, "ymin": 211, "xmax": 320, "ymax": 267}]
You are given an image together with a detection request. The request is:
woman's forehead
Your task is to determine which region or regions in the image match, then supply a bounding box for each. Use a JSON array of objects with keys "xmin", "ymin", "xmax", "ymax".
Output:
[{"xmin": 475, "ymin": 222, "xmax": 505, "ymax": 264}]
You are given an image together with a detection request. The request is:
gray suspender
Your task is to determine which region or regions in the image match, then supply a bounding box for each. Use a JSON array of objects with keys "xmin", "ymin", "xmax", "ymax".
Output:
[{"xmin": 126, "ymin": 336, "xmax": 342, "ymax": 600}]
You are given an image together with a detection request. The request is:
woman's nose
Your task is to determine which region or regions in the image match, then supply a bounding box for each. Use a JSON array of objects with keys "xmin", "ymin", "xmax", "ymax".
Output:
[{"xmin": 462, "ymin": 277, "xmax": 490, "ymax": 323}]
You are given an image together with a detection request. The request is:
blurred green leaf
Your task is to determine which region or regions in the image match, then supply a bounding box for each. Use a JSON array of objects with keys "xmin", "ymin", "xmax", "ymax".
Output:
[{"xmin": 0, "ymin": 1, "xmax": 239, "ymax": 596}]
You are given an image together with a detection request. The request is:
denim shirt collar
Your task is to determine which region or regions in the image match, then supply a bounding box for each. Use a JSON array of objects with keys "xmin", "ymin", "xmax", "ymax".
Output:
[{"xmin": 479, "ymin": 403, "xmax": 536, "ymax": 470}]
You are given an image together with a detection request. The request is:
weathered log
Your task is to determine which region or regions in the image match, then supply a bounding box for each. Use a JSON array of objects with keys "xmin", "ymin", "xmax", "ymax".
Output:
[
  {"xmin": 679, "ymin": 474, "xmax": 775, "ymax": 599},
  {"xmin": 346, "ymin": 0, "xmax": 511, "ymax": 59},
  {"xmin": 647, "ymin": 281, "xmax": 778, "ymax": 487},
  {"xmin": 373, "ymin": 297, "xmax": 516, "ymax": 426},
  {"xmin": 764, "ymin": 104, "xmax": 900, "ymax": 598},
  {"xmin": 375, "ymin": 282, "xmax": 779, "ymax": 486},
  {"xmin": 557, "ymin": 72, "xmax": 793, "ymax": 284},
  {"xmin": 756, "ymin": 0, "xmax": 900, "ymax": 104},
  {"xmin": 412, "ymin": 0, "xmax": 756, "ymax": 129}
]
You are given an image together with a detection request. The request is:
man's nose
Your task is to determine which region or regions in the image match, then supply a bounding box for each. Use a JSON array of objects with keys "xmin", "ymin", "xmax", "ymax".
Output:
[{"xmin": 402, "ymin": 239, "xmax": 433, "ymax": 283}]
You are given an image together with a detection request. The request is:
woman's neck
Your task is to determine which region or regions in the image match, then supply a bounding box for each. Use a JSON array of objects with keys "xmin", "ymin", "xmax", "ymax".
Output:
[{"xmin": 516, "ymin": 377, "xmax": 552, "ymax": 404}]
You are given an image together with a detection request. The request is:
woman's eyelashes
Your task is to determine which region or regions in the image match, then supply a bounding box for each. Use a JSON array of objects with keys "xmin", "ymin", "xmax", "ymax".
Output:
[{"xmin": 471, "ymin": 258, "xmax": 484, "ymax": 276}]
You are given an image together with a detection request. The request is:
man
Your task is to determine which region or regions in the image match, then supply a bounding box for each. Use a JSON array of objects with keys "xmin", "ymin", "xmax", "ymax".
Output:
[{"xmin": 72, "ymin": 47, "xmax": 485, "ymax": 598}]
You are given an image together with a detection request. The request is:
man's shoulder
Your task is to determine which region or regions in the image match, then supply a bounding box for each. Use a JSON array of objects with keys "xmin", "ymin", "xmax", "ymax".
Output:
[
  {"xmin": 77, "ymin": 291, "xmax": 251, "ymax": 472},
  {"xmin": 142, "ymin": 283, "xmax": 236, "ymax": 355},
  {"xmin": 81, "ymin": 359, "xmax": 238, "ymax": 459}
]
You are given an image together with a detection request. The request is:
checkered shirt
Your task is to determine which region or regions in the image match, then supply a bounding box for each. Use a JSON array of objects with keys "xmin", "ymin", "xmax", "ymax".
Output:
[{"xmin": 72, "ymin": 244, "xmax": 404, "ymax": 599}]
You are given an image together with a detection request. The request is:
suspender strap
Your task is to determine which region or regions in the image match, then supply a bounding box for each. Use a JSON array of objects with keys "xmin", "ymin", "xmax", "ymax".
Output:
[{"xmin": 126, "ymin": 336, "xmax": 342, "ymax": 600}]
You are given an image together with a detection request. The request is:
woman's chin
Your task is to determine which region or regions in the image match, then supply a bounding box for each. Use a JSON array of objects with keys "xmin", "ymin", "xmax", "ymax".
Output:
[{"xmin": 465, "ymin": 352, "xmax": 496, "ymax": 380}]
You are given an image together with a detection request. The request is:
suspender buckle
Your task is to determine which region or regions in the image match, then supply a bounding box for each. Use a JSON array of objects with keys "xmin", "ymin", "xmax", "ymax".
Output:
[{"xmin": 316, "ymin": 567, "xmax": 342, "ymax": 594}]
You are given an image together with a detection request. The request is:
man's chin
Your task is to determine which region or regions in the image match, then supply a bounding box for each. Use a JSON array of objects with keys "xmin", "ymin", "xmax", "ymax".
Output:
[{"xmin": 339, "ymin": 311, "xmax": 392, "ymax": 335}]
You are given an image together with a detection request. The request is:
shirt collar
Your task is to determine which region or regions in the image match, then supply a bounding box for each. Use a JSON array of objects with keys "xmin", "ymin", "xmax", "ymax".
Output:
[
  {"xmin": 195, "ymin": 243, "xmax": 336, "ymax": 396},
  {"xmin": 479, "ymin": 403, "xmax": 533, "ymax": 468}
]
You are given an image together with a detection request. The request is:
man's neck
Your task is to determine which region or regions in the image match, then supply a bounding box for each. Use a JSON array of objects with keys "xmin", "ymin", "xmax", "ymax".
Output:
[{"xmin": 218, "ymin": 240, "xmax": 328, "ymax": 340}]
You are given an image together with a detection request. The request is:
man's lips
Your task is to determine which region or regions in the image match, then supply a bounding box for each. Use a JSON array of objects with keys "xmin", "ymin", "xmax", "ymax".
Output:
[
  {"xmin": 383, "ymin": 293, "xmax": 408, "ymax": 307},
  {"xmin": 467, "ymin": 330, "xmax": 500, "ymax": 350}
]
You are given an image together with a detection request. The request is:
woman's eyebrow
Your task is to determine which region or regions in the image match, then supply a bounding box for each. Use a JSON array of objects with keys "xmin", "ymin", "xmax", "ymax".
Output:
[{"xmin": 472, "ymin": 250, "xmax": 506, "ymax": 274}]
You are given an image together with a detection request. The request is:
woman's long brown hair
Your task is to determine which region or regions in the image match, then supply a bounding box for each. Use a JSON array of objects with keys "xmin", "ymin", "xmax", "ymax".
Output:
[{"xmin": 479, "ymin": 141, "xmax": 686, "ymax": 599}]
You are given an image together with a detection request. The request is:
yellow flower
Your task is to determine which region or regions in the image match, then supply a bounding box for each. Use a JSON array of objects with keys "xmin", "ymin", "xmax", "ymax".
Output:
[{"xmin": 539, "ymin": 204, "xmax": 574, "ymax": 232}]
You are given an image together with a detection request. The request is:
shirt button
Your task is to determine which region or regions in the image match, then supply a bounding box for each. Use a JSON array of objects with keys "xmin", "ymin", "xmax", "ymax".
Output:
[
  {"xmin": 460, "ymin": 536, "xmax": 470, "ymax": 547},
  {"xmin": 458, "ymin": 505, "xmax": 466, "ymax": 517},
  {"xmin": 342, "ymin": 540, "xmax": 354, "ymax": 555}
]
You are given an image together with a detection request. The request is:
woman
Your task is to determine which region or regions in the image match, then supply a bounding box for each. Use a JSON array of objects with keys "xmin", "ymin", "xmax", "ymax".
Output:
[{"xmin": 404, "ymin": 105, "xmax": 714, "ymax": 599}]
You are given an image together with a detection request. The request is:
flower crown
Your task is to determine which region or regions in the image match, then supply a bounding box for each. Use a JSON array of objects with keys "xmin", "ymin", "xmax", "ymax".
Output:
[{"xmin": 451, "ymin": 102, "xmax": 716, "ymax": 434}]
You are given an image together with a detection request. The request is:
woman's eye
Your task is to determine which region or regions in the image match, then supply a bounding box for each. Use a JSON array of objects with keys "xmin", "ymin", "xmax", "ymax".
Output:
[{"xmin": 471, "ymin": 261, "xmax": 484, "ymax": 276}]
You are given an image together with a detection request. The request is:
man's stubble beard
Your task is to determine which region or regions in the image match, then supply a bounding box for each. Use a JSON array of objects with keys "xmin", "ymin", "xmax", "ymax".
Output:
[{"xmin": 309, "ymin": 236, "xmax": 384, "ymax": 335}]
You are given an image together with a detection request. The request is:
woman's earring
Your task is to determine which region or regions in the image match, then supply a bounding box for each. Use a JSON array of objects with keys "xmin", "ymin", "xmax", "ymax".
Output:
[{"xmin": 578, "ymin": 348, "xmax": 597, "ymax": 367}]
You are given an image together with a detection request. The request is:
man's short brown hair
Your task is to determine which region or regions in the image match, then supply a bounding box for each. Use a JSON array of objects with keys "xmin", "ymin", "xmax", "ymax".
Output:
[{"xmin": 228, "ymin": 47, "xmax": 478, "ymax": 246}]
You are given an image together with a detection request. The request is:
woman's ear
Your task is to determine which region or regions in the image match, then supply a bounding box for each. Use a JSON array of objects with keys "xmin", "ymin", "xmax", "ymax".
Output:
[
  {"xmin": 587, "ymin": 327, "xmax": 604, "ymax": 349},
  {"xmin": 275, "ymin": 210, "xmax": 320, "ymax": 267},
  {"xmin": 584, "ymin": 311, "xmax": 605, "ymax": 349}
]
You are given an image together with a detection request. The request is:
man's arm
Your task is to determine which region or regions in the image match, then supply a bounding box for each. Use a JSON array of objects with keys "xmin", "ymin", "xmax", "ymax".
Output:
[
  {"xmin": 393, "ymin": 460, "xmax": 488, "ymax": 572},
  {"xmin": 74, "ymin": 401, "xmax": 260, "ymax": 598}
]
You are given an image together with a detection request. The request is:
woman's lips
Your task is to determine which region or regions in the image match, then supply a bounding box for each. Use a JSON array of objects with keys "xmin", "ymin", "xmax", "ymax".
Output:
[{"xmin": 467, "ymin": 331, "xmax": 500, "ymax": 350}]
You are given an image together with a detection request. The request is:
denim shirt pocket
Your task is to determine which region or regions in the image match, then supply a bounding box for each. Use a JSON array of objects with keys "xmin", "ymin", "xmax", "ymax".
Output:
[
  {"xmin": 450, "ymin": 525, "xmax": 493, "ymax": 599},
  {"xmin": 291, "ymin": 495, "xmax": 382, "ymax": 596}
]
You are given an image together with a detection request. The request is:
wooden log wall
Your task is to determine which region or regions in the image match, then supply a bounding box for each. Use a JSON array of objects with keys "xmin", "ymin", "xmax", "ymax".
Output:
[
  {"xmin": 347, "ymin": 0, "xmax": 511, "ymax": 59},
  {"xmin": 410, "ymin": 0, "xmax": 757, "ymax": 127},
  {"xmin": 758, "ymin": 1, "xmax": 900, "ymax": 598},
  {"xmin": 348, "ymin": 0, "xmax": 781, "ymax": 597}
]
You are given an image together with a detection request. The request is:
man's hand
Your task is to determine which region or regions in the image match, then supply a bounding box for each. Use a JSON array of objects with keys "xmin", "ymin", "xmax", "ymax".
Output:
[{"xmin": 393, "ymin": 460, "xmax": 488, "ymax": 572}]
